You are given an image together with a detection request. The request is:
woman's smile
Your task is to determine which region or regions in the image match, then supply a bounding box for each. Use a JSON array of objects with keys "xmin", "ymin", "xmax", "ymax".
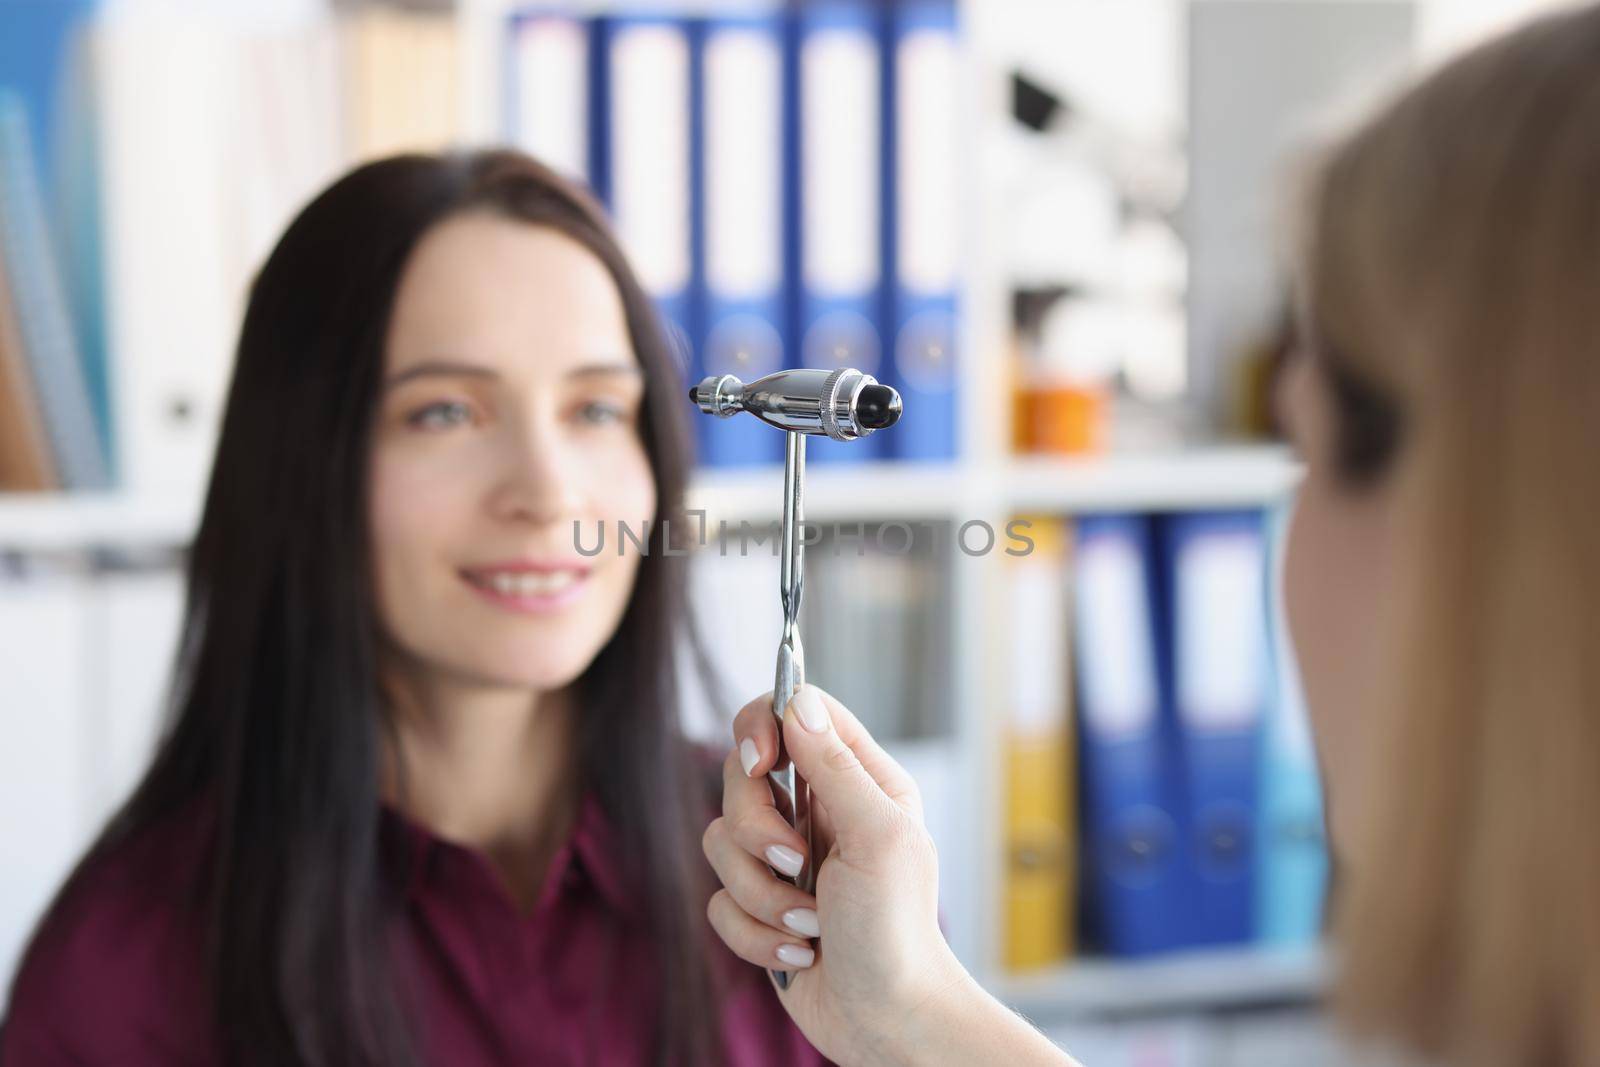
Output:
[{"xmin": 458, "ymin": 559, "xmax": 594, "ymax": 614}]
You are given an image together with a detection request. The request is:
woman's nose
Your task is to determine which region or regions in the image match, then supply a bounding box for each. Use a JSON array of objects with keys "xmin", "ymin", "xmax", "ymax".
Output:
[{"xmin": 487, "ymin": 420, "xmax": 585, "ymax": 527}]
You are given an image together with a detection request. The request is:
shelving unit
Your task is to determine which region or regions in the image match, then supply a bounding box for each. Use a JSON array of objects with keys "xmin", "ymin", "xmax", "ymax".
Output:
[
  {"xmin": 0, "ymin": 444, "xmax": 1303, "ymax": 985},
  {"xmin": 1005, "ymin": 446, "xmax": 1300, "ymax": 514},
  {"xmin": 684, "ymin": 442, "xmax": 1302, "ymax": 984},
  {"xmin": 953, "ymin": 451, "xmax": 1301, "ymax": 978},
  {"xmin": 0, "ymin": 3, "xmax": 1321, "ymax": 1046},
  {"xmin": 0, "ymin": 447, "xmax": 1299, "ymax": 550},
  {"xmin": 0, "ymin": 491, "xmax": 200, "ymax": 552},
  {"xmin": 689, "ymin": 459, "xmax": 973, "ymax": 525},
  {"xmin": 993, "ymin": 942, "xmax": 1329, "ymax": 1021},
  {"xmin": 691, "ymin": 445, "xmax": 1300, "ymax": 526}
]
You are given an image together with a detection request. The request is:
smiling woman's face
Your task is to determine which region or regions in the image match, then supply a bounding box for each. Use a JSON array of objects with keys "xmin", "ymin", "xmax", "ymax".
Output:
[{"xmin": 368, "ymin": 212, "xmax": 656, "ymax": 695}]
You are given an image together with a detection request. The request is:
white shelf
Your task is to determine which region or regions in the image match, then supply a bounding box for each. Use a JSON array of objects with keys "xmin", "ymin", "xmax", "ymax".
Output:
[
  {"xmin": 688, "ymin": 445, "xmax": 1300, "ymax": 526},
  {"xmin": 687, "ymin": 460, "xmax": 970, "ymax": 525},
  {"xmin": 0, "ymin": 491, "xmax": 200, "ymax": 551},
  {"xmin": 990, "ymin": 942, "xmax": 1330, "ymax": 1021},
  {"xmin": 0, "ymin": 447, "xmax": 1300, "ymax": 549},
  {"xmin": 1005, "ymin": 445, "xmax": 1302, "ymax": 515}
]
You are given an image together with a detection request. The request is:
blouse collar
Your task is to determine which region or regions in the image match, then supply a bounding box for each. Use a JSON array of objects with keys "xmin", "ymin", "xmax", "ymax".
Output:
[{"xmin": 378, "ymin": 789, "xmax": 641, "ymax": 919}]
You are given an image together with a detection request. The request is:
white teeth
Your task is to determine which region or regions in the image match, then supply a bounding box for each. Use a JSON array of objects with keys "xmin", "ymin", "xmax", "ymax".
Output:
[{"xmin": 483, "ymin": 570, "xmax": 580, "ymax": 597}]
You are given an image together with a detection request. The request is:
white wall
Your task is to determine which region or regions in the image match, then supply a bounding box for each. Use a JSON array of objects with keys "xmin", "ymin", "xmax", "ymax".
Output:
[{"xmin": 1185, "ymin": 0, "xmax": 1417, "ymax": 430}]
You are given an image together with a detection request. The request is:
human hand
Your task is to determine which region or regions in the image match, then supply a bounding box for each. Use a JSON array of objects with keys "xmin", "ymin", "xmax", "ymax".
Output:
[{"xmin": 701, "ymin": 685, "xmax": 970, "ymax": 1066}]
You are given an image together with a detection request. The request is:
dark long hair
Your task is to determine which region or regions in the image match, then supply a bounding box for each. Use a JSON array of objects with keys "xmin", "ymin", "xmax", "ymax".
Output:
[{"xmin": 18, "ymin": 150, "xmax": 724, "ymax": 1065}]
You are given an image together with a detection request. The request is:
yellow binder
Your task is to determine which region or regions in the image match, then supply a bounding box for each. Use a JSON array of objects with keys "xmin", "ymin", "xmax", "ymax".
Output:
[{"xmin": 1002, "ymin": 515, "xmax": 1077, "ymax": 971}]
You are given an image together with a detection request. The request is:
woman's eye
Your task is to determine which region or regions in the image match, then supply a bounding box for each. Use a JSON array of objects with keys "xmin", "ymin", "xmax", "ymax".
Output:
[
  {"xmin": 406, "ymin": 400, "xmax": 474, "ymax": 430},
  {"xmin": 577, "ymin": 400, "xmax": 628, "ymax": 426}
]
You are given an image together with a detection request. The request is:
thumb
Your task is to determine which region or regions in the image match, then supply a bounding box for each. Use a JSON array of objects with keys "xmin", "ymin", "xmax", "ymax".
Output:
[{"xmin": 782, "ymin": 685, "xmax": 895, "ymax": 849}]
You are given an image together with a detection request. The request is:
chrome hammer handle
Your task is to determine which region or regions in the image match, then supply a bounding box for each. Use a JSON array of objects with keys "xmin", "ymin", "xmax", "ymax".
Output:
[
  {"xmin": 769, "ymin": 429, "xmax": 812, "ymax": 990},
  {"xmin": 688, "ymin": 367, "xmax": 903, "ymax": 990}
]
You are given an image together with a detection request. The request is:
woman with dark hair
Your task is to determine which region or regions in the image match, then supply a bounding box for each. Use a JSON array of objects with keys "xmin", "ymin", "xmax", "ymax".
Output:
[{"xmin": 0, "ymin": 151, "xmax": 824, "ymax": 1066}]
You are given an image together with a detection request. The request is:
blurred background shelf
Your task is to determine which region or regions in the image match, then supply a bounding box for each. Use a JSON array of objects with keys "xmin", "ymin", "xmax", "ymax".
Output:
[
  {"xmin": 686, "ymin": 444, "xmax": 1303, "ymax": 526},
  {"xmin": 0, "ymin": 491, "xmax": 199, "ymax": 552},
  {"xmin": 687, "ymin": 460, "xmax": 970, "ymax": 525},
  {"xmin": 0, "ymin": 445, "xmax": 1301, "ymax": 549},
  {"xmin": 993, "ymin": 942, "xmax": 1330, "ymax": 1021},
  {"xmin": 1004, "ymin": 444, "xmax": 1299, "ymax": 515}
]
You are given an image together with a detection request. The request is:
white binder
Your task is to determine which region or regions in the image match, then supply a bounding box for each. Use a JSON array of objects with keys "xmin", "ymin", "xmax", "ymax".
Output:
[
  {"xmin": 92, "ymin": 13, "xmax": 343, "ymax": 503},
  {"xmin": 0, "ymin": 560, "xmax": 94, "ymax": 993},
  {"xmin": 602, "ymin": 14, "xmax": 693, "ymax": 350},
  {"xmin": 509, "ymin": 12, "xmax": 591, "ymax": 184}
]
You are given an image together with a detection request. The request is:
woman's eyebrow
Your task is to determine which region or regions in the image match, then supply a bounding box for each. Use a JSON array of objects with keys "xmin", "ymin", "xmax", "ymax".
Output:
[
  {"xmin": 382, "ymin": 360, "xmax": 498, "ymax": 391},
  {"xmin": 382, "ymin": 359, "xmax": 642, "ymax": 391},
  {"xmin": 567, "ymin": 363, "xmax": 642, "ymax": 380}
]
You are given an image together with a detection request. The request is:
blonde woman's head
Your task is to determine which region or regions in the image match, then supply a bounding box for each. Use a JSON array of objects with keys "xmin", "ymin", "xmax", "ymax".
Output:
[{"xmin": 1279, "ymin": 5, "xmax": 1600, "ymax": 1064}]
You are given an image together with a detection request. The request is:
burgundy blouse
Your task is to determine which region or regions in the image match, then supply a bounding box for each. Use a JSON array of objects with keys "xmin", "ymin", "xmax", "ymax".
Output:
[{"xmin": 1, "ymin": 788, "xmax": 826, "ymax": 1066}]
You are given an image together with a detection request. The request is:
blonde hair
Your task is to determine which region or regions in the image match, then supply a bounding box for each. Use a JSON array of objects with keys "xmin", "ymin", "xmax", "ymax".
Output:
[{"xmin": 1296, "ymin": 6, "xmax": 1600, "ymax": 1065}]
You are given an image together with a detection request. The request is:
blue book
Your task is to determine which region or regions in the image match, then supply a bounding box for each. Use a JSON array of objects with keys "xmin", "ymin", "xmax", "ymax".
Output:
[
  {"xmin": 1255, "ymin": 502, "xmax": 1329, "ymax": 946},
  {"xmin": 588, "ymin": 14, "xmax": 699, "ymax": 390},
  {"xmin": 882, "ymin": 0, "xmax": 959, "ymax": 462},
  {"xmin": 694, "ymin": 9, "xmax": 786, "ymax": 469},
  {"xmin": 0, "ymin": 91, "xmax": 107, "ymax": 489},
  {"xmin": 1159, "ymin": 510, "xmax": 1271, "ymax": 947},
  {"xmin": 0, "ymin": 0, "xmax": 109, "ymax": 470},
  {"xmin": 1073, "ymin": 513, "xmax": 1188, "ymax": 956},
  {"xmin": 786, "ymin": 0, "xmax": 887, "ymax": 465}
]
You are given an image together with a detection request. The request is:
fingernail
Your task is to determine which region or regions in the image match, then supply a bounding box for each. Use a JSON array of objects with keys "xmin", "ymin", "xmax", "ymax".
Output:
[
  {"xmin": 782, "ymin": 908, "xmax": 820, "ymax": 938},
  {"xmin": 739, "ymin": 738, "xmax": 760, "ymax": 778},
  {"xmin": 775, "ymin": 943, "xmax": 815, "ymax": 968},
  {"xmin": 765, "ymin": 844, "xmax": 804, "ymax": 878},
  {"xmin": 791, "ymin": 686, "xmax": 829, "ymax": 733}
]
